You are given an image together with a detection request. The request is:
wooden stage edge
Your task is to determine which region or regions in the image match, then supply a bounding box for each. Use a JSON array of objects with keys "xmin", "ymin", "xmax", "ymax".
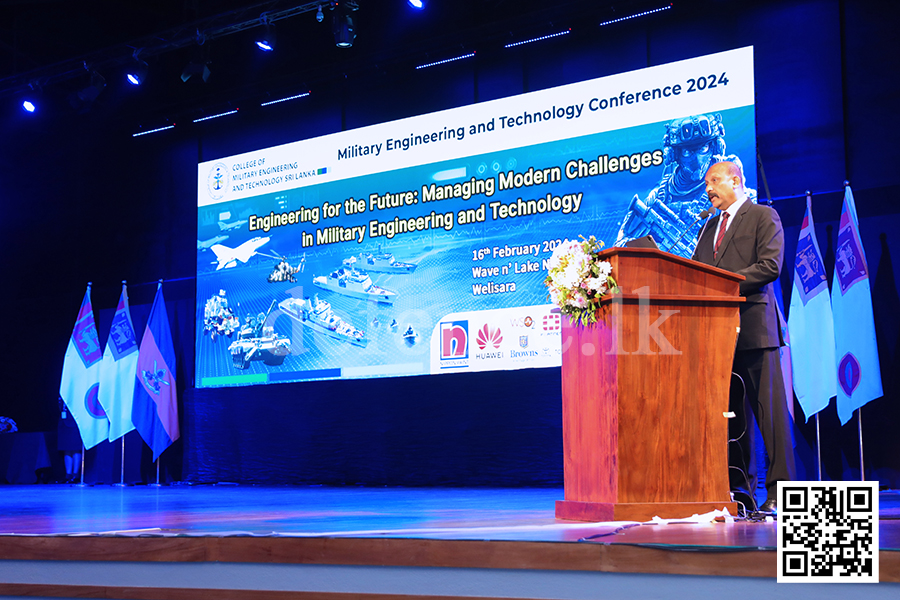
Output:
[
  {"xmin": 1, "ymin": 536, "xmax": 899, "ymax": 599},
  {"xmin": 0, "ymin": 535, "xmax": 898, "ymax": 586}
]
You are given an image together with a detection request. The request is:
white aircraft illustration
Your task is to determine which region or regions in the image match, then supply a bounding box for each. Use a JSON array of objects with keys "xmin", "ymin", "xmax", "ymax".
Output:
[
  {"xmin": 197, "ymin": 234, "xmax": 229, "ymax": 250},
  {"xmin": 218, "ymin": 218, "xmax": 248, "ymax": 232},
  {"xmin": 211, "ymin": 236, "xmax": 271, "ymax": 270}
]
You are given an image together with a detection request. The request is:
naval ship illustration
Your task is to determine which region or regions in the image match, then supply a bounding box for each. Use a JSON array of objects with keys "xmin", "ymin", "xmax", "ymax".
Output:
[
  {"xmin": 278, "ymin": 295, "xmax": 368, "ymax": 347},
  {"xmin": 357, "ymin": 245, "xmax": 417, "ymax": 273},
  {"xmin": 313, "ymin": 258, "xmax": 396, "ymax": 304}
]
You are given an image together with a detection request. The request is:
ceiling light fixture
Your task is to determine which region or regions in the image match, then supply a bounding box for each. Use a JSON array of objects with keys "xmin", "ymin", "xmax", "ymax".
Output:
[
  {"xmin": 332, "ymin": 1, "xmax": 359, "ymax": 48},
  {"xmin": 126, "ymin": 51, "xmax": 149, "ymax": 85},
  {"xmin": 69, "ymin": 64, "xmax": 106, "ymax": 110},
  {"xmin": 255, "ymin": 16, "xmax": 277, "ymax": 51},
  {"xmin": 181, "ymin": 61, "xmax": 211, "ymax": 83}
]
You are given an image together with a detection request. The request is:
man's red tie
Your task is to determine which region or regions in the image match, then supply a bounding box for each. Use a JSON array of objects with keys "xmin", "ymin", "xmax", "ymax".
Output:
[{"xmin": 714, "ymin": 212, "xmax": 729, "ymax": 258}]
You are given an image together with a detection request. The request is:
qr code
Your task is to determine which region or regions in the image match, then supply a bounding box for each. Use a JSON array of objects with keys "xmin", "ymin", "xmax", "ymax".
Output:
[{"xmin": 777, "ymin": 481, "xmax": 879, "ymax": 583}]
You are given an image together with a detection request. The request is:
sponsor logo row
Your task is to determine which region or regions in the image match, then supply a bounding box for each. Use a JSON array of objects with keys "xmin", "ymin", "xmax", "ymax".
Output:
[{"xmin": 438, "ymin": 313, "xmax": 561, "ymax": 369}]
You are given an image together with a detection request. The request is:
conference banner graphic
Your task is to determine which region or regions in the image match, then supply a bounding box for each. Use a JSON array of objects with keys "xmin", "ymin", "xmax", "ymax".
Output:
[{"xmin": 196, "ymin": 47, "xmax": 756, "ymax": 388}]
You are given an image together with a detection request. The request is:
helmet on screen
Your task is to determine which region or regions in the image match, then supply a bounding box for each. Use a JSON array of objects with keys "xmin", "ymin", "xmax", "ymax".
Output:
[{"xmin": 662, "ymin": 113, "xmax": 727, "ymax": 178}]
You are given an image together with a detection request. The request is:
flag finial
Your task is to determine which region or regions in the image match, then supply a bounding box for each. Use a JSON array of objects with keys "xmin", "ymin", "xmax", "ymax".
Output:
[
  {"xmin": 157, "ymin": 279, "xmax": 163, "ymax": 290},
  {"xmin": 844, "ymin": 180, "xmax": 850, "ymax": 187},
  {"xmin": 87, "ymin": 281, "xmax": 92, "ymax": 289}
]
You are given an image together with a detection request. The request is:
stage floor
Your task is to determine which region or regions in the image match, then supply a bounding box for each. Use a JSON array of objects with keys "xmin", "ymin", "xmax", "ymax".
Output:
[
  {"xmin": 1, "ymin": 485, "xmax": 899, "ymax": 599},
  {"xmin": 1, "ymin": 484, "xmax": 899, "ymax": 547}
]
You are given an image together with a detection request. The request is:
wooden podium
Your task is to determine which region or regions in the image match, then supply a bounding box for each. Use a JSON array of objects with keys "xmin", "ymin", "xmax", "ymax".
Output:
[{"xmin": 555, "ymin": 247, "xmax": 743, "ymax": 522}]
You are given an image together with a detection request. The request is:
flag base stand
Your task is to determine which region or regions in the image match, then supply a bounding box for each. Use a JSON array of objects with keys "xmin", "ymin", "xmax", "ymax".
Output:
[
  {"xmin": 148, "ymin": 460, "xmax": 164, "ymax": 487},
  {"xmin": 111, "ymin": 439, "xmax": 131, "ymax": 487}
]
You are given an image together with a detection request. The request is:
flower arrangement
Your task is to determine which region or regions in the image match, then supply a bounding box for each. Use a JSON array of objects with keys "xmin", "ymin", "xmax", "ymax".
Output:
[{"xmin": 544, "ymin": 236, "xmax": 619, "ymax": 326}]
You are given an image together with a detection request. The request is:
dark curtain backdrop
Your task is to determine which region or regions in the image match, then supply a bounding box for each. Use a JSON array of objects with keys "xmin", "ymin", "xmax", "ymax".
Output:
[{"xmin": 2, "ymin": 0, "xmax": 899, "ymax": 487}]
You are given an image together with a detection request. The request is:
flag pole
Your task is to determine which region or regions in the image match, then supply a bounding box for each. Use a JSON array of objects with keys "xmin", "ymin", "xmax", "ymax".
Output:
[
  {"xmin": 150, "ymin": 458, "xmax": 162, "ymax": 487},
  {"xmin": 148, "ymin": 279, "xmax": 163, "ymax": 488},
  {"xmin": 113, "ymin": 437, "xmax": 127, "ymax": 487},
  {"xmin": 815, "ymin": 414, "xmax": 822, "ymax": 481},
  {"xmin": 858, "ymin": 409, "xmax": 865, "ymax": 481},
  {"xmin": 75, "ymin": 443, "xmax": 87, "ymax": 487}
]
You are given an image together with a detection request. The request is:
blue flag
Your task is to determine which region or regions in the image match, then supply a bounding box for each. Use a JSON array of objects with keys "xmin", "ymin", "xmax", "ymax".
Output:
[
  {"xmin": 59, "ymin": 284, "xmax": 109, "ymax": 449},
  {"xmin": 788, "ymin": 194, "xmax": 836, "ymax": 420},
  {"xmin": 132, "ymin": 282, "xmax": 180, "ymax": 461},
  {"xmin": 832, "ymin": 184, "xmax": 883, "ymax": 425}
]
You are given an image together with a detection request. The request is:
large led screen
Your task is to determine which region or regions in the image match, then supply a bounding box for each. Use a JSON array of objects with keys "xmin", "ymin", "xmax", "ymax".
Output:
[{"xmin": 196, "ymin": 47, "xmax": 756, "ymax": 387}]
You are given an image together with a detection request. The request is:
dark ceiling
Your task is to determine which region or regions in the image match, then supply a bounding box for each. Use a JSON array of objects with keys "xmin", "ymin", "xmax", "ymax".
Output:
[{"xmin": 0, "ymin": 0, "xmax": 659, "ymax": 127}]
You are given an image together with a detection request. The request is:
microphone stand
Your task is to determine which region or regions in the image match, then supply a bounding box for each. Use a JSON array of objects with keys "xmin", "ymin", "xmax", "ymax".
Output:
[{"xmin": 667, "ymin": 209, "xmax": 712, "ymax": 254}]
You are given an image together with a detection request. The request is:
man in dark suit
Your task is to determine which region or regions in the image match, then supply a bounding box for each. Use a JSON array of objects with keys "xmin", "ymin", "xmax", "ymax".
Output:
[{"xmin": 691, "ymin": 161, "xmax": 795, "ymax": 515}]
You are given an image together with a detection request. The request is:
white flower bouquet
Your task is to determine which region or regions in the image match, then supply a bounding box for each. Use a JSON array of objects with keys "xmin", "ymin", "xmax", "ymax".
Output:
[{"xmin": 544, "ymin": 236, "xmax": 619, "ymax": 326}]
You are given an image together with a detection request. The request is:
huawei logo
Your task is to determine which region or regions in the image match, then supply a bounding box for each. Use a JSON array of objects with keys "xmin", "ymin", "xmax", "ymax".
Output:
[{"xmin": 476, "ymin": 324, "xmax": 503, "ymax": 350}]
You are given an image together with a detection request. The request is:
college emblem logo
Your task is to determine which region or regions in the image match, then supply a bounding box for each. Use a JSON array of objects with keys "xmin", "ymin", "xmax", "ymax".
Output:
[
  {"xmin": 207, "ymin": 162, "xmax": 230, "ymax": 200},
  {"xmin": 519, "ymin": 335, "xmax": 528, "ymax": 349}
]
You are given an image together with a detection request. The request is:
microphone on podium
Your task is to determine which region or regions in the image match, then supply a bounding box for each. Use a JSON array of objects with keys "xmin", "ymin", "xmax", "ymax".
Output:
[{"xmin": 667, "ymin": 209, "xmax": 712, "ymax": 254}]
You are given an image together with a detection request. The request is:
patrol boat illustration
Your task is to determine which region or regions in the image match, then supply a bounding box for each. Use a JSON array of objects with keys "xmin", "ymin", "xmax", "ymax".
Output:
[
  {"xmin": 278, "ymin": 295, "xmax": 368, "ymax": 347},
  {"xmin": 312, "ymin": 258, "xmax": 397, "ymax": 304},
  {"xmin": 357, "ymin": 245, "xmax": 417, "ymax": 273},
  {"xmin": 228, "ymin": 299, "xmax": 291, "ymax": 369}
]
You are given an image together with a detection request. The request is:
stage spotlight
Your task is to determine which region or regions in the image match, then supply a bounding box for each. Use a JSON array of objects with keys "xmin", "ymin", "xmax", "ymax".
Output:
[
  {"xmin": 67, "ymin": 68, "xmax": 105, "ymax": 112},
  {"xmin": 256, "ymin": 20, "xmax": 277, "ymax": 51},
  {"xmin": 408, "ymin": 0, "xmax": 425, "ymax": 9},
  {"xmin": 126, "ymin": 59, "xmax": 149, "ymax": 85},
  {"xmin": 74, "ymin": 69, "xmax": 106, "ymax": 103},
  {"xmin": 332, "ymin": 1, "xmax": 358, "ymax": 48},
  {"xmin": 22, "ymin": 100, "xmax": 36, "ymax": 113},
  {"xmin": 316, "ymin": 5, "xmax": 324, "ymax": 23},
  {"xmin": 181, "ymin": 60, "xmax": 211, "ymax": 83}
]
